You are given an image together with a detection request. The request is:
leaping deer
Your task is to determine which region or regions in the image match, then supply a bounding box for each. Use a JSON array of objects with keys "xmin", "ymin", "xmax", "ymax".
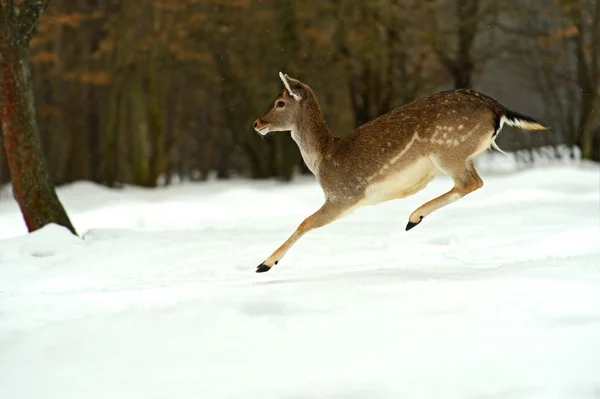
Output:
[{"xmin": 253, "ymin": 72, "xmax": 547, "ymax": 273}]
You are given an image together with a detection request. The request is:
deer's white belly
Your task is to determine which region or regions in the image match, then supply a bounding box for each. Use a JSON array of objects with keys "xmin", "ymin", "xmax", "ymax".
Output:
[{"xmin": 361, "ymin": 157, "xmax": 438, "ymax": 206}]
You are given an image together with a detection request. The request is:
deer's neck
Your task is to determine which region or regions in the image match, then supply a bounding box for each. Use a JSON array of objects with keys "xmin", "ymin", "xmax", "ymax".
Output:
[{"xmin": 291, "ymin": 102, "xmax": 334, "ymax": 175}]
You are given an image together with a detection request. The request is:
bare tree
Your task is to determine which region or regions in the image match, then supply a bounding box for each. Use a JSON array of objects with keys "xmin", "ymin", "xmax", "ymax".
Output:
[
  {"xmin": 1, "ymin": 0, "xmax": 592, "ymax": 194},
  {"xmin": 509, "ymin": 0, "xmax": 600, "ymax": 161},
  {"xmin": 426, "ymin": 0, "xmax": 502, "ymax": 89},
  {"xmin": 336, "ymin": 0, "xmax": 439, "ymax": 126},
  {"xmin": 567, "ymin": 0, "xmax": 600, "ymax": 160},
  {"xmin": 0, "ymin": 0, "xmax": 76, "ymax": 234}
]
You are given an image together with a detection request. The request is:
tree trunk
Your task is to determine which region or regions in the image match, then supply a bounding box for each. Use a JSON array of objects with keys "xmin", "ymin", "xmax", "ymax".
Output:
[
  {"xmin": 452, "ymin": 63, "xmax": 474, "ymax": 89},
  {"xmin": 0, "ymin": 125, "xmax": 10, "ymax": 185},
  {"xmin": 427, "ymin": 0, "xmax": 480, "ymax": 90},
  {"xmin": 453, "ymin": 0, "xmax": 478, "ymax": 89},
  {"xmin": 0, "ymin": 3, "xmax": 76, "ymax": 235},
  {"xmin": 591, "ymin": 130, "xmax": 600, "ymax": 162}
]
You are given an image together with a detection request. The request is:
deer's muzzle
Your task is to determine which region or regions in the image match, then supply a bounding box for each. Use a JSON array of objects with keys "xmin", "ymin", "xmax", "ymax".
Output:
[{"xmin": 253, "ymin": 119, "xmax": 271, "ymax": 135}]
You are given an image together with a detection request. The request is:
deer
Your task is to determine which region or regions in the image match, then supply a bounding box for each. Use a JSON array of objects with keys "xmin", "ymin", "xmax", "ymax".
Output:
[{"xmin": 252, "ymin": 72, "xmax": 547, "ymax": 273}]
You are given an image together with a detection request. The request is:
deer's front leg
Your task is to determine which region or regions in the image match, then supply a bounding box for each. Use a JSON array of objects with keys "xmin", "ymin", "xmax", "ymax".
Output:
[{"xmin": 256, "ymin": 201, "xmax": 351, "ymax": 273}]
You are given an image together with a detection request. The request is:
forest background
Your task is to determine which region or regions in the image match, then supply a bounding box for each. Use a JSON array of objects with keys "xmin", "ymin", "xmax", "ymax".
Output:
[{"xmin": 1, "ymin": 0, "xmax": 598, "ymax": 189}]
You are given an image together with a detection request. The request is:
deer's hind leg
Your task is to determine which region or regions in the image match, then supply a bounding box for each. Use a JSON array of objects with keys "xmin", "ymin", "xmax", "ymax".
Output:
[{"xmin": 405, "ymin": 157, "xmax": 483, "ymax": 231}]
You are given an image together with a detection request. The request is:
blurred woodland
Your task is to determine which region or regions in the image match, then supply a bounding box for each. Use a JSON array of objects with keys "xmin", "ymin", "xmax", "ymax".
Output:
[{"xmin": 1, "ymin": 0, "xmax": 599, "ymax": 188}]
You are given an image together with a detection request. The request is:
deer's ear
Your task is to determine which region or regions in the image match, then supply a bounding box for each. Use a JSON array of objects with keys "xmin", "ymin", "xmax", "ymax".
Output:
[{"xmin": 279, "ymin": 71, "xmax": 302, "ymax": 101}]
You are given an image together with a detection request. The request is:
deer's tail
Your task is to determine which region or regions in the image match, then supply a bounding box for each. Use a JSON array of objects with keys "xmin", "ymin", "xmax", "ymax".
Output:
[
  {"xmin": 501, "ymin": 109, "xmax": 548, "ymax": 132},
  {"xmin": 490, "ymin": 109, "xmax": 548, "ymax": 154}
]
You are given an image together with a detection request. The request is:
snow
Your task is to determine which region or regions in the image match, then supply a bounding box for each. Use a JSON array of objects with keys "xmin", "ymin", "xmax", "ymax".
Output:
[{"xmin": 0, "ymin": 165, "xmax": 599, "ymax": 398}]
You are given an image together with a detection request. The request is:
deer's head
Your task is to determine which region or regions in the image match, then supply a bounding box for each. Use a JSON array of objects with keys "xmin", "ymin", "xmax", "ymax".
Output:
[{"xmin": 253, "ymin": 72, "xmax": 310, "ymax": 135}]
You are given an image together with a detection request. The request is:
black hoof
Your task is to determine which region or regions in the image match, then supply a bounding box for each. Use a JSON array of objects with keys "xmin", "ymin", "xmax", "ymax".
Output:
[
  {"xmin": 256, "ymin": 263, "xmax": 271, "ymax": 273},
  {"xmin": 405, "ymin": 216, "xmax": 423, "ymax": 231},
  {"xmin": 256, "ymin": 261, "xmax": 276, "ymax": 273}
]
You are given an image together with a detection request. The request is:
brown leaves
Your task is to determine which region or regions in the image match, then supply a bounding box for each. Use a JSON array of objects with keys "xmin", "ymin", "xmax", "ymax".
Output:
[
  {"xmin": 544, "ymin": 24, "xmax": 579, "ymax": 45},
  {"xmin": 53, "ymin": 12, "xmax": 86, "ymax": 28},
  {"xmin": 30, "ymin": 50, "xmax": 57, "ymax": 64},
  {"xmin": 79, "ymin": 71, "xmax": 111, "ymax": 86}
]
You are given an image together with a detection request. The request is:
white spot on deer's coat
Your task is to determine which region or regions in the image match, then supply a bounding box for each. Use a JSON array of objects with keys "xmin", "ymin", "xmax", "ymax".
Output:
[
  {"xmin": 366, "ymin": 133, "xmax": 422, "ymax": 182},
  {"xmin": 453, "ymin": 139, "xmax": 459, "ymax": 146},
  {"xmin": 459, "ymin": 123, "xmax": 481, "ymax": 143},
  {"xmin": 458, "ymin": 125, "xmax": 464, "ymax": 130}
]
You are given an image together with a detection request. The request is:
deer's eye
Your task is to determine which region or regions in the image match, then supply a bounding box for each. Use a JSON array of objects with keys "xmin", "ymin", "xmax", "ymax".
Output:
[{"xmin": 276, "ymin": 100, "xmax": 286, "ymax": 108}]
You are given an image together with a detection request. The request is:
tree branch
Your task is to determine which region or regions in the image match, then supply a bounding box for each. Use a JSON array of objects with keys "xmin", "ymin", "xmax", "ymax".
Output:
[
  {"xmin": 424, "ymin": 0, "xmax": 456, "ymax": 72},
  {"xmin": 0, "ymin": 1, "xmax": 15, "ymax": 11},
  {"xmin": 17, "ymin": 0, "xmax": 52, "ymax": 44},
  {"xmin": 590, "ymin": 0, "xmax": 600, "ymax": 91}
]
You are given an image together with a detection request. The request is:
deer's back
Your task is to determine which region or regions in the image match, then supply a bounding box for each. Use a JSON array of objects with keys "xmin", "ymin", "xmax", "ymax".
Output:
[{"xmin": 319, "ymin": 90, "xmax": 503, "ymax": 202}]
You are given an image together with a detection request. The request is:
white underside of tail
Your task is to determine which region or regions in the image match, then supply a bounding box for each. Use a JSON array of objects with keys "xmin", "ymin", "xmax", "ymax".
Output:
[
  {"xmin": 492, "ymin": 114, "xmax": 546, "ymax": 155},
  {"xmin": 492, "ymin": 117, "xmax": 508, "ymax": 155},
  {"xmin": 491, "ymin": 140, "xmax": 507, "ymax": 154}
]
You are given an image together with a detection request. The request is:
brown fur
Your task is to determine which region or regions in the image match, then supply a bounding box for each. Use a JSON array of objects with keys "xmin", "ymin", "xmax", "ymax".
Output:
[{"xmin": 252, "ymin": 74, "xmax": 547, "ymax": 272}]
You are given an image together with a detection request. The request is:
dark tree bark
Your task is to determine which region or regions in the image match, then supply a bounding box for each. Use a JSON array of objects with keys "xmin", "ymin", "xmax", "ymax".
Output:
[
  {"xmin": 570, "ymin": 0, "xmax": 600, "ymax": 161},
  {"xmin": 0, "ymin": 1, "xmax": 76, "ymax": 235},
  {"xmin": 428, "ymin": 0, "xmax": 481, "ymax": 89}
]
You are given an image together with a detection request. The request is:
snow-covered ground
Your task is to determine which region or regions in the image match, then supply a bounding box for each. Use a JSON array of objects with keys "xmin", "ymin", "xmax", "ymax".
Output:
[{"xmin": 1, "ymin": 164, "xmax": 599, "ymax": 398}]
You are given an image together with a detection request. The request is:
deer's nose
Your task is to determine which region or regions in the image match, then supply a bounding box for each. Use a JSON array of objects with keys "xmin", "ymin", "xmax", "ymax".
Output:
[
  {"xmin": 254, "ymin": 119, "xmax": 271, "ymax": 135},
  {"xmin": 254, "ymin": 119, "xmax": 267, "ymax": 131}
]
